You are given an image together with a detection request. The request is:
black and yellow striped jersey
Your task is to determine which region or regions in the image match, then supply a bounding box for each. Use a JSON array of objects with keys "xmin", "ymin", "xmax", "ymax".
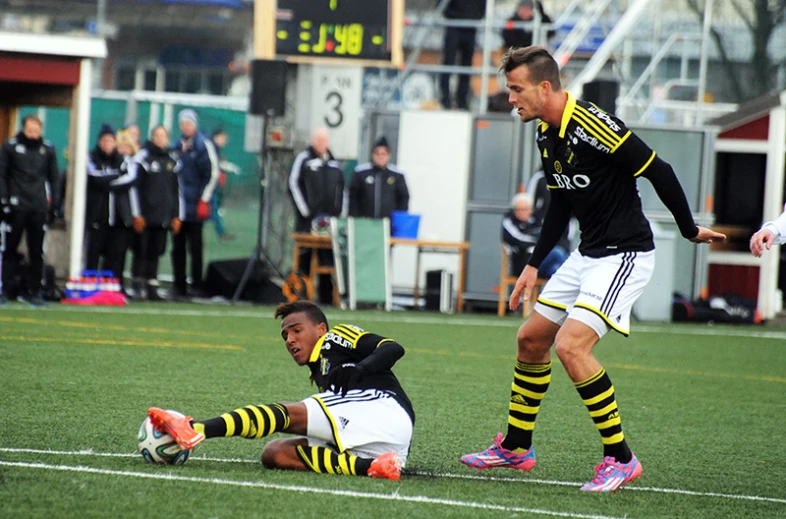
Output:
[
  {"xmin": 536, "ymin": 92, "xmax": 657, "ymax": 257},
  {"xmin": 308, "ymin": 324, "xmax": 415, "ymax": 424}
]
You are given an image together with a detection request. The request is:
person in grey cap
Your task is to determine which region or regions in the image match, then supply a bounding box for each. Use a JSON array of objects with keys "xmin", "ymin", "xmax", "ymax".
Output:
[{"xmin": 170, "ymin": 108, "xmax": 219, "ymax": 299}]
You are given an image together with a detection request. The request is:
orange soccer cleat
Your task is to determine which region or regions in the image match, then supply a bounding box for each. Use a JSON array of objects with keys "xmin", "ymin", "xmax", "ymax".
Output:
[
  {"xmin": 147, "ymin": 407, "xmax": 205, "ymax": 450},
  {"xmin": 368, "ymin": 451, "xmax": 402, "ymax": 481}
]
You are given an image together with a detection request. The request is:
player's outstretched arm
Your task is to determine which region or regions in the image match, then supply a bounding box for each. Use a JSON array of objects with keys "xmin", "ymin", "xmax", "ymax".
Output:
[
  {"xmin": 750, "ymin": 210, "xmax": 786, "ymax": 256},
  {"xmin": 690, "ymin": 226, "xmax": 726, "ymax": 244},
  {"xmin": 750, "ymin": 229, "xmax": 775, "ymax": 257},
  {"xmin": 510, "ymin": 265, "xmax": 538, "ymax": 311}
]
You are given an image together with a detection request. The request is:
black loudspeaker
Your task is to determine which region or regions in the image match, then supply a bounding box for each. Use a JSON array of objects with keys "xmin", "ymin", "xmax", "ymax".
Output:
[
  {"xmin": 249, "ymin": 59, "xmax": 287, "ymax": 116},
  {"xmin": 583, "ymin": 79, "xmax": 620, "ymax": 114},
  {"xmin": 205, "ymin": 258, "xmax": 287, "ymax": 304}
]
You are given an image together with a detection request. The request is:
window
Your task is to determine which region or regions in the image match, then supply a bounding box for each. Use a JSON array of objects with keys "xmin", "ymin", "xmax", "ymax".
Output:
[
  {"xmin": 184, "ymin": 71, "xmax": 203, "ymax": 94},
  {"xmin": 165, "ymin": 71, "xmax": 181, "ymax": 92},
  {"xmin": 207, "ymin": 72, "xmax": 225, "ymax": 95},
  {"xmin": 144, "ymin": 70, "xmax": 158, "ymax": 91},
  {"xmin": 115, "ymin": 66, "xmax": 136, "ymax": 91}
]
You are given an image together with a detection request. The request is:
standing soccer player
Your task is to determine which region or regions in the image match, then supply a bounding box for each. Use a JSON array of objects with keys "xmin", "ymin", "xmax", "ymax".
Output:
[
  {"xmin": 459, "ymin": 47, "xmax": 725, "ymax": 492},
  {"xmin": 148, "ymin": 300, "xmax": 413, "ymax": 480}
]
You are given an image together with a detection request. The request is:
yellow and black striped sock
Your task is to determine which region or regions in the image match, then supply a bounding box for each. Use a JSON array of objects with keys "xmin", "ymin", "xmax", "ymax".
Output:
[
  {"xmin": 192, "ymin": 403, "xmax": 291, "ymax": 439},
  {"xmin": 575, "ymin": 368, "xmax": 632, "ymax": 463},
  {"xmin": 295, "ymin": 445, "xmax": 372, "ymax": 476},
  {"xmin": 501, "ymin": 360, "xmax": 551, "ymax": 452}
]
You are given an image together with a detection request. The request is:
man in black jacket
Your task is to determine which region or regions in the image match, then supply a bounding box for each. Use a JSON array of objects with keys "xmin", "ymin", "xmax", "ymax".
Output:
[
  {"xmin": 440, "ymin": 0, "xmax": 486, "ymax": 110},
  {"xmin": 501, "ymin": 0, "xmax": 555, "ymax": 50},
  {"xmin": 289, "ymin": 128, "xmax": 345, "ymax": 304},
  {"xmin": 85, "ymin": 123, "xmax": 142, "ymax": 288},
  {"xmin": 133, "ymin": 125, "xmax": 182, "ymax": 301},
  {"xmin": 349, "ymin": 136, "xmax": 409, "ymax": 219},
  {"xmin": 0, "ymin": 115, "xmax": 59, "ymax": 306},
  {"xmin": 501, "ymin": 193, "xmax": 567, "ymax": 278}
]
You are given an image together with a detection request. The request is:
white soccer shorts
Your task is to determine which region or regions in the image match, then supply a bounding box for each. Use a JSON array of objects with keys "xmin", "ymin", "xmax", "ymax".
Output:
[
  {"xmin": 302, "ymin": 389, "xmax": 413, "ymax": 465},
  {"xmin": 534, "ymin": 249, "xmax": 655, "ymax": 338}
]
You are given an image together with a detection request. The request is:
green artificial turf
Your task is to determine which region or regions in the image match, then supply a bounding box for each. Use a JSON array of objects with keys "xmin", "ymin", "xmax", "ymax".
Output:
[{"xmin": 1, "ymin": 303, "xmax": 784, "ymax": 518}]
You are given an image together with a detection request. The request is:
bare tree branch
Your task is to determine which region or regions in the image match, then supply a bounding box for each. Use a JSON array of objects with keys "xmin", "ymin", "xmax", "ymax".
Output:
[
  {"xmin": 729, "ymin": 0, "xmax": 754, "ymax": 31},
  {"xmin": 684, "ymin": 0, "xmax": 746, "ymax": 101}
]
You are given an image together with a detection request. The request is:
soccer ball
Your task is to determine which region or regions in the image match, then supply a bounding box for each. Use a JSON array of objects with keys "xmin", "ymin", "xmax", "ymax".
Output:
[{"xmin": 137, "ymin": 414, "xmax": 192, "ymax": 465}]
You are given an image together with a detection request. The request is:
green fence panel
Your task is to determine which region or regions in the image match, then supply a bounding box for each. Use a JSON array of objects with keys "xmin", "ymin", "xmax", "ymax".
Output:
[{"xmin": 332, "ymin": 217, "xmax": 390, "ymax": 309}]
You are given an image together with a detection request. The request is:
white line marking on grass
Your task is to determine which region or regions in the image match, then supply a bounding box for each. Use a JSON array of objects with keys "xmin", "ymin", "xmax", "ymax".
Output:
[
  {"xmin": 0, "ymin": 460, "xmax": 622, "ymax": 519},
  {"xmin": 417, "ymin": 471, "xmax": 786, "ymax": 505},
  {"xmin": 3, "ymin": 447, "xmax": 785, "ymax": 505},
  {"xmin": 15, "ymin": 305, "xmax": 786, "ymax": 340}
]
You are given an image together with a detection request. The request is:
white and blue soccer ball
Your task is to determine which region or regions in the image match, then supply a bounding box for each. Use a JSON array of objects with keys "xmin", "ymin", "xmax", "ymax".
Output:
[{"xmin": 137, "ymin": 413, "xmax": 192, "ymax": 465}]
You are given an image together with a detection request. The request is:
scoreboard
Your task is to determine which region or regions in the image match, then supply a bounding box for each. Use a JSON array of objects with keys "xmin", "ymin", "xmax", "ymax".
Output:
[{"xmin": 272, "ymin": 0, "xmax": 402, "ymax": 65}]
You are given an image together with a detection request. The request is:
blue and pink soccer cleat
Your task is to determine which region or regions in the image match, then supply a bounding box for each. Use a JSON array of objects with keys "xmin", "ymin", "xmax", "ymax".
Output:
[
  {"xmin": 459, "ymin": 433, "xmax": 537, "ymax": 472},
  {"xmin": 580, "ymin": 454, "xmax": 642, "ymax": 492}
]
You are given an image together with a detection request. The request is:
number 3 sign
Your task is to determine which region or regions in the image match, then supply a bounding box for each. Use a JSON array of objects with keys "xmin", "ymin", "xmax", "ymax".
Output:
[{"xmin": 309, "ymin": 64, "xmax": 363, "ymax": 160}]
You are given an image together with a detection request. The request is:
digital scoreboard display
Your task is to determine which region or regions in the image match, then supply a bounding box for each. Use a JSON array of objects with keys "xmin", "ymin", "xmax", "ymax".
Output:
[{"xmin": 275, "ymin": 0, "xmax": 393, "ymax": 62}]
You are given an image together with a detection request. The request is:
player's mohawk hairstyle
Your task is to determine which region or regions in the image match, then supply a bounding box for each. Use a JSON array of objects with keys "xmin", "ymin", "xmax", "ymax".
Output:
[{"xmin": 500, "ymin": 46, "xmax": 561, "ymax": 91}]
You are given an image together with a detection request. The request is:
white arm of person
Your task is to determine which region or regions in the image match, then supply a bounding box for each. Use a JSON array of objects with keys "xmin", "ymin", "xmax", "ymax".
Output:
[{"xmin": 751, "ymin": 208, "xmax": 786, "ymax": 257}]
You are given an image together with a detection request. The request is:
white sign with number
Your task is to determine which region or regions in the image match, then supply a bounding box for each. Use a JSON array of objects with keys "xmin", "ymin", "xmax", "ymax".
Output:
[{"xmin": 310, "ymin": 65, "xmax": 363, "ymax": 160}]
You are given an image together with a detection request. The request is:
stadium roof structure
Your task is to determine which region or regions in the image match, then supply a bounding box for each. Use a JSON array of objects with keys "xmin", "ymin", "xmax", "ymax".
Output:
[{"xmin": 0, "ymin": 30, "xmax": 106, "ymax": 59}]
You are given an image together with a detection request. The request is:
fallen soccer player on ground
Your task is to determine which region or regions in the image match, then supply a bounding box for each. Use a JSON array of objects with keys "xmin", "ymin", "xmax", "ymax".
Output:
[{"xmin": 148, "ymin": 300, "xmax": 415, "ymax": 480}]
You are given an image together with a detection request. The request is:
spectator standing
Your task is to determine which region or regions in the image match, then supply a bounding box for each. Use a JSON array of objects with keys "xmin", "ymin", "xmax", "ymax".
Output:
[
  {"xmin": 170, "ymin": 109, "xmax": 219, "ymax": 298},
  {"xmin": 209, "ymin": 128, "xmax": 235, "ymax": 241},
  {"xmin": 349, "ymin": 136, "xmax": 409, "ymax": 219},
  {"xmin": 116, "ymin": 128, "xmax": 139, "ymax": 158},
  {"xmin": 0, "ymin": 115, "xmax": 59, "ymax": 306},
  {"xmin": 123, "ymin": 123, "xmax": 142, "ymax": 151},
  {"xmin": 133, "ymin": 126, "xmax": 182, "ymax": 301},
  {"xmin": 440, "ymin": 0, "xmax": 486, "ymax": 110},
  {"xmin": 501, "ymin": 0, "xmax": 555, "ymax": 50},
  {"xmin": 289, "ymin": 127, "xmax": 345, "ymax": 304},
  {"xmin": 84, "ymin": 123, "xmax": 142, "ymax": 288}
]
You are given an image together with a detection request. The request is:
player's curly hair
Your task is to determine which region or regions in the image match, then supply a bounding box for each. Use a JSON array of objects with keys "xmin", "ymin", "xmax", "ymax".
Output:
[
  {"xmin": 274, "ymin": 301, "xmax": 329, "ymax": 328},
  {"xmin": 499, "ymin": 46, "xmax": 561, "ymax": 91}
]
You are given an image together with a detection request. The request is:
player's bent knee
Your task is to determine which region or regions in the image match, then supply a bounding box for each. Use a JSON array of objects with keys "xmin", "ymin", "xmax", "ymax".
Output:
[
  {"xmin": 553, "ymin": 340, "xmax": 578, "ymax": 363},
  {"xmin": 261, "ymin": 439, "xmax": 288, "ymax": 469},
  {"xmin": 516, "ymin": 324, "xmax": 553, "ymax": 357}
]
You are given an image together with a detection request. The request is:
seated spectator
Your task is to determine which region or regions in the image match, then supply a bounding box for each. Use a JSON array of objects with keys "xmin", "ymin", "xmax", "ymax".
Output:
[
  {"xmin": 349, "ymin": 136, "xmax": 409, "ymax": 219},
  {"xmin": 502, "ymin": 193, "xmax": 567, "ymax": 278}
]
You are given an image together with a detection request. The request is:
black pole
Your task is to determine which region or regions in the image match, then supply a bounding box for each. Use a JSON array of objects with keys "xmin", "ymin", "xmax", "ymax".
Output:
[{"xmin": 231, "ymin": 111, "xmax": 278, "ymax": 303}]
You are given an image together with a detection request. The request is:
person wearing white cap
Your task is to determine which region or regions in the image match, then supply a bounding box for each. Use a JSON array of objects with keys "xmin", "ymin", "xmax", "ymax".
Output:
[{"xmin": 170, "ymin": 108, "xmax": 219, "ymax": 298}]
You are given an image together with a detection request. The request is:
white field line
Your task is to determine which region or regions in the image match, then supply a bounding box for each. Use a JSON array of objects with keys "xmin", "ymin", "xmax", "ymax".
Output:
[
  {"xmin": 7, "ymin": 304, "xmax": 786, "ymax": 340},
  {"xmin": 2, "ymin": 447, "xmax": 784, "ymax": 505},
  {"xmin": 0, "ymin": 460, "xmax": 622, "ymax": 519}
]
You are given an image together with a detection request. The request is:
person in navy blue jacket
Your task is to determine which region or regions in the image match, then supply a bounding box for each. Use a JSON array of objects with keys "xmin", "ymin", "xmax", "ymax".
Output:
[{"xmin": 170, "ymin": 109, "xmax": 218, "ymax": 298}]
